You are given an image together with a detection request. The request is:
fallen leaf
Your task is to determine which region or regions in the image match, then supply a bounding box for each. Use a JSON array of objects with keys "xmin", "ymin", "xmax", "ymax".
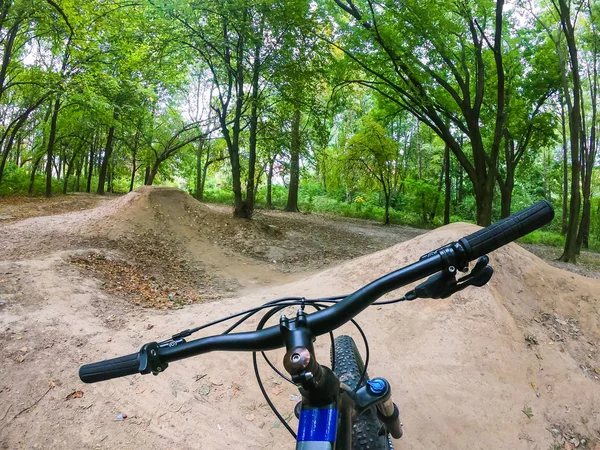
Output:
[
  {"xmin": 522, "ymin": 406, "xmax": 533, "ymax": 418},
  {"xmin": 66, "ymin": 391, "xmax": 84, "ymax": 400},
  {"xmin": 595, "ymin": 368, "xmax": 600, "ymax": 375}
]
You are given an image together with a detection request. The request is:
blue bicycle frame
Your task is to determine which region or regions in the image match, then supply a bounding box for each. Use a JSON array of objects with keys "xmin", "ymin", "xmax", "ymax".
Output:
[{"xmin": 296, "ymin": 406, "xmax": 339, "ymax": 449}]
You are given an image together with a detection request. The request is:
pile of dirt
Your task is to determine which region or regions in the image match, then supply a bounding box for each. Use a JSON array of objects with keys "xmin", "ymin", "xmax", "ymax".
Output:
[
  {"xmin": 274, "ymin": 223, "xmax": 600, "ymax": 448},
  {"xmin": 1, "ymin": 186, "xmax": 420, "ymax": 308},
  {"xmin": 79, "ymin": 186, "xmax": 217, "ymax": 239},
  {"xmin": 80, "ymin": 186, "xmax": 421, "ymax": 273},
  {"xmin": 0, "ymin": 193, "xmax": 111, "ymax": 223}
]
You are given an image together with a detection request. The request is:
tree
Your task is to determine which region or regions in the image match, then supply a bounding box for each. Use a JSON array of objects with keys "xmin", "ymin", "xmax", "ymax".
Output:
[
  {"xmin": 328, "ymin": 0, "xmax": 510, "ymax": 225},
  {"xmin": 345, "ymin": 116, "xmax": 399, "ymax": 225}
]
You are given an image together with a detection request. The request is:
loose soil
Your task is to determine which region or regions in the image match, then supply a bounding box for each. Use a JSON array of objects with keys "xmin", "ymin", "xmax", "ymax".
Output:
[{"xmin": 1, "ymin": 187, "xmax": 599, "ymax": 450}]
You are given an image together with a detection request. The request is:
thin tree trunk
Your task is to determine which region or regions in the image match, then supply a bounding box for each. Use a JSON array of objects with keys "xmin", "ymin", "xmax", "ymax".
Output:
[
  {"xmin": 457, "ymin": 160, "xmax": 463, "ymax": 205},
  {"xmin": 45, "ymin": 95, "xmax": 61, "ymax": 198},
  {"xmin": 266, "ymin": 157, "xmax": 274, "ymax": 210},
  {"xmin": 146, "ymin": 159, "xmax": 162, "ymax": 185},
  {"xmin": 244, "ymin": 37, "xmax": 262, "ymax": 218},
  {"xmin": 195, "ymin": 140, "xmax": 204, "ymax": 200},
  {"xmin": 576, "ymin": 18, "xmax": 598, "ymax": 251},
  {"xmin": 75, "ymin": 156, "xmax": 83, "ymax": 192},
  {"xmin": 285, "ymin": 105, "xmax": 301, "ymax": 212},
  {"xmin": 97, "ymin": 108, "xmax": 118, "ymax": 195},
  {"xmin": 199, "ymin": 149, "xmax": 212, "ymax": 201},
  {"xmin": 28, "ymin": 154, "xmax": 43, "ymax": 194},
  {"xmin": 444, "ymin": 144, "xmax": 451, "ymax": 224},
  {"xmin": 107, "ymin": 159, "xmax": 114, "ymax": 193},
  {"xmin": 430, "ymin": 147, "xmax": 446, "ymax": 222},
  {"xmin": 384, "ymin": 194, "xmax": 390, "ymax": 225},
  {"xmin": 86, "ymin": 135, "xmax": 96, "ymax": 193},
  {"xmin": 62, "ymin": 150, "xmax": 78, "ymax": 194},
  {"xmin": 15, "ymin": 134, "xmax": 21, "ymax": 166},
  {"xmin": 561, "ymin": 100, "xmax": 569, "ymax": 235},
  {"xmin": 558, "ymin": 0, "xmax": 583, "ymax": 263},
  {"xmin": 129, "ymin": 153, "xmax": 137, "ymax": 192}
]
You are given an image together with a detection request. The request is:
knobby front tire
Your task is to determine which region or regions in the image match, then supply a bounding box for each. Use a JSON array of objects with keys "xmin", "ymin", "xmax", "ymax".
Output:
[{"xmin": 331, "ymin": 335, "xmax": 393, "ymax": 450}]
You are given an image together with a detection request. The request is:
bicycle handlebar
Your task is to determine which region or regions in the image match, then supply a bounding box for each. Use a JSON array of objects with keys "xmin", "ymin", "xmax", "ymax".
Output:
[
  {"xmin": 79, "ymin": 352, "xmax": 140, "ymax": 383},
  {"xmin": 79, "ymin": 200, "xmax": 554, "ymax": 384},
  {"xmin": 458, "ymin": 200, "xmax": 554, "ymax": 261}
]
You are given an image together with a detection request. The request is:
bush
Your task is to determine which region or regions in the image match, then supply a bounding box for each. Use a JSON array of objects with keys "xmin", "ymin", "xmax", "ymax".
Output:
[
  {"xmin": 0, "ymin": 163, "xmax": 63, "ymax": 196},
  {"xmin": 518, "ymin": 230, "xmax": 565, "ymax": 247},
  {"xmin": 203, "ymin": 183, "xmax": 234, "ymax": 204}
]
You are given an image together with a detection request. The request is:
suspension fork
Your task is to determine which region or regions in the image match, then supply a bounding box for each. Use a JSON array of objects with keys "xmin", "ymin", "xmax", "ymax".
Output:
[{"xmin": 279, "ymin": 309, "xmax": 401, "ymax": 449}]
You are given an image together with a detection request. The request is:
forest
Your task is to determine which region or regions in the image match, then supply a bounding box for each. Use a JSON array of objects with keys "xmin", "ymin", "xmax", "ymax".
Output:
[{"xmin": 0, "ymin": 0, "xmax": 599, "ymax": 262}]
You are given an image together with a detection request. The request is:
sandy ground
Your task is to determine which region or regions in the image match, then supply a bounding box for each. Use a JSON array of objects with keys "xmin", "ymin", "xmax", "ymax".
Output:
[{"xmin": 1, "ymin": 187, "xmax": 599, "ymax": 450}]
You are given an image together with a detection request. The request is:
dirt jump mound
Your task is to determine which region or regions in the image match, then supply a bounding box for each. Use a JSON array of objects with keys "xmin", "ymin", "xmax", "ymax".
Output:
[
  {"xmin": 280, "ymin": 223, "xmax": 600, "ymax": 448},
  {"xmin": 81, "ymin": 186, "xmax": 215, "ymax": 239}
]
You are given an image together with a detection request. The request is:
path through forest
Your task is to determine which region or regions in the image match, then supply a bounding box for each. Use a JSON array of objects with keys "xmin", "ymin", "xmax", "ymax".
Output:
[{"xmin": 1, "ymin": 187, "xmax": 599, "ymax": 449}]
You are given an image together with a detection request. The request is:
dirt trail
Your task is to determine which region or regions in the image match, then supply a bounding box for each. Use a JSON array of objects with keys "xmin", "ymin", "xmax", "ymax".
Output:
[{"xmin": 1, "ymin": 187, "xmax": 599, "ymax": 450}]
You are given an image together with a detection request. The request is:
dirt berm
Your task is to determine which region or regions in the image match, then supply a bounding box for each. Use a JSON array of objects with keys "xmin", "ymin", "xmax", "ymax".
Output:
[{"xmin": 0, "ymin": 190, "xmax": 599, "ymax": 449}]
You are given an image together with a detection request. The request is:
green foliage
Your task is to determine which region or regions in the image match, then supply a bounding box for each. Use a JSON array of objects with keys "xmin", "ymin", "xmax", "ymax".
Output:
[
  {"xmin": 0, "ymin": 163, "xmax": 61, "ymax": 195},
  {"xmin": 518, "ymin": 230, "xmax": 566, "ymax": 247}
]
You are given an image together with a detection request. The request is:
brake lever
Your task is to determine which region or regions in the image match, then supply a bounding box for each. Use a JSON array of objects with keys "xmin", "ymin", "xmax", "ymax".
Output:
[{"xmin": 405, "ymin": 255, "xmax": 493, "ymax": 300}]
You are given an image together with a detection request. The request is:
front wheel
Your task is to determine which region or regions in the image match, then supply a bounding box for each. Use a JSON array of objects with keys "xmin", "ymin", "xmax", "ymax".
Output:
[{"xmin": 331, "ymin": 335, "xmax": 393, "ymax": 450}]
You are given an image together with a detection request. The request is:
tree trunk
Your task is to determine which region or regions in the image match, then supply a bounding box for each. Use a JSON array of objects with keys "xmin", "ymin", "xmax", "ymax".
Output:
[
  {"xmin": 200, "ymin": 158, "xmax": 210, "ymax": 201},
  {"xmin": 500, "ymin": 184, "xmax": 513, "ymax": 219},
  {"xmin": 266, "ymin": 157, "xmax": 274, "ymax": 210},
  {"xmin": 146, "ymin": 159, "xmax": 162, "ymax": 186},
  {"xmin": 129, "ymin": 155, "xmax": 137, "ymax": 192},
  {"xmin": 0, "ymin": 142, "xmax": 13, "ymax": 186},
  {"xmin": 62, "ymin": 151, "xmax": 78, "ymax": 194},
  {"xmin": 384, "ymin": 192, "xmax": 391, "ymax": 225},
  {"xmin": 576, "ymin": 197, "xmax": 591, "ymax": 251},
  {"xmin": 285, "ymin": 105, "xmax": 301, "ymax": 212},
  {"xmin": 75, "ymin": 156, "xmax": 83, "ymax": 192},
  {"xmin": 107, "ymin": 160, "xmax": 114, "ymax": 193},
  {"xmin": 243, "ymin": 38, "xmax": 262, "ymax": 218},
  {"xmin": 561, "ymin": 100, "xmax": 569, "ymax": 235},
  {"xmin": 475, "ymin": 182, "xmax": 494, "ymax": 226},
  {"xmin": 195, "ymin": 140, "xmax": 204, "ymax": 200},
  {"xmin": 28, "ymin": 154, "xmax": 43, "ymax": 194},
  {"xmin": 444, "ymin": 144, "xmax": 451, "ymax": 225},
  {"xmin": 576, "ymin": 20, "xmax": 598, "ymax": 252},
  {"xmin": 97, "ymin": 108, "xmax": 118, "ymax": 195},
  {"xmin": 45, "ymin": 95, "xmax": 61, "ymax": 198},
  {"xmin": 500, "ymin": 156, "xmax": 514, "ymax": 218},
  {"xmin": 558, "ymin": 0, "xmax": 583, "ymax": 263},
  {"xmin": 15, "ymin": 134, "xmax": 21, "ymax": 166},
  {"xmin": 457, "ymin": 163, "xmax": 463, "ymax": 205},
  {"xmin": 57, "ymin": 154, "xmax": 62, "ymax": 181},
  {"xmin": 430, "ymin": 147, "xmax": 446, "ymax": 222},
  {"xmin": 86, "ymin": 139, "xmax": 95, "ymax": 193}
]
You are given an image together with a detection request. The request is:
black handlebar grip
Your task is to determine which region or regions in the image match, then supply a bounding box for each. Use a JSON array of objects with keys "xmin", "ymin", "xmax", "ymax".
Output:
[
  {"xmin": 458, "ymin": 200, "xmax": 554, "ymax": 261},
  {"xmin": 79, "ymin": 352, "xmax": 140, "ymax": 383}
]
